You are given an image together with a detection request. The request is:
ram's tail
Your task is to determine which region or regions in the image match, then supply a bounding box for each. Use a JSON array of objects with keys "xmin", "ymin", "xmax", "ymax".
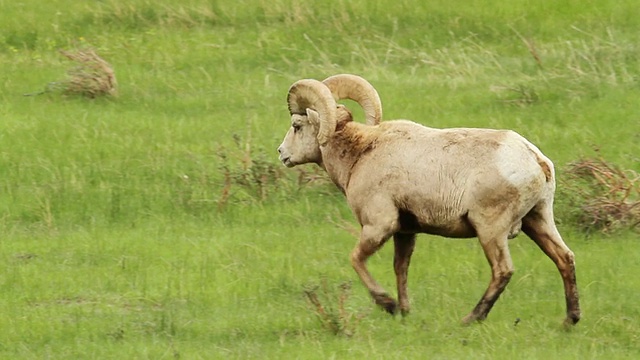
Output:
[{"xmin": 526, "ymin": 143, "xmax": 554, "ymax": 182}]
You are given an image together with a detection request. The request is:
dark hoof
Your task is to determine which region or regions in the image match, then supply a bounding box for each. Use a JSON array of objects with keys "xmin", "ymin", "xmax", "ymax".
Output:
[
  {"xmin": 564, "ymin": 312, "xmax": 581, "ymax": 327},
  {"xmin": 372, "ymin": 292, "xmax": 398, "ymax": 315},
  {"xmin": 381, "ymin": 300, "xmax": 398, "ymax": 315}
]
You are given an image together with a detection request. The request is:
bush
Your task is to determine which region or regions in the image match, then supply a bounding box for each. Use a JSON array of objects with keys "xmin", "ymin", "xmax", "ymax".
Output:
[
  {"xmin": 560, "ymin": 155, "xmax": 640, "ymax": 234},
  {"xmin": 59, "ymin": 48, "xmax": 117, "ymax": 98}
]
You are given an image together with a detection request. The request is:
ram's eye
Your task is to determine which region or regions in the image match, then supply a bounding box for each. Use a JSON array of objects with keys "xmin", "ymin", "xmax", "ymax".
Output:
[{"xmin": 292, "ymin": 124, "xmax": 301, "ymax": 132}]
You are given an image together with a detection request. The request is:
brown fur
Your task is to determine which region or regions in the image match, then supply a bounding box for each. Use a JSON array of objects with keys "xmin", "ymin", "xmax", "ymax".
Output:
[{"xmin": 538, "ymin": 156, "xmax": 553, "ymax": 182}]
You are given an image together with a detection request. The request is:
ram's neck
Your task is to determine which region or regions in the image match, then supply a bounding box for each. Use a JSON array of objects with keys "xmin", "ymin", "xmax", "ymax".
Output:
[{"xmin": 320, "ymin": 122, "xmax": 378, "ymax": 194}]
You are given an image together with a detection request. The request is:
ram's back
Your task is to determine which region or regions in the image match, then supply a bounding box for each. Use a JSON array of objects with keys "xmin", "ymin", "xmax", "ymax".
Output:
[{"xmin": 345, "ymin": 120, "xmax": 553, "ymax": 237}]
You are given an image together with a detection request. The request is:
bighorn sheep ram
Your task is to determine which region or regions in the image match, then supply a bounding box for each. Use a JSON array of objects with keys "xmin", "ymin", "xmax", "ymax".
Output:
[{"xmin": 277, "ymin": 74, "xmax": 580, "ymax": 325}]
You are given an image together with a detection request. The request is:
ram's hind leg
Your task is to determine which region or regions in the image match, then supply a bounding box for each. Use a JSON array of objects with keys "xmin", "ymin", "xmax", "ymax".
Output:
[
  {"xmin": 394, "ymin": 233, "xmax": 416, "ymax": 316},
  {"xmin": 462, "ymin": 220, "xmax": 514, "ymax": 324},
  {"xmin": 522, "ymin": 201, "xmax": 580, "ymax": 326}
]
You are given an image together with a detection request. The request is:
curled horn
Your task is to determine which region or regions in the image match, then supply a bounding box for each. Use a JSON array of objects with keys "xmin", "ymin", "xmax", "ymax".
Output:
[
  {"xmin": 287, "ymin": 79, "xmax": 337, "ymax": 146},
  {"xmin": 322, "ymin": 74, "xmax": 382, "ymax": 125}
]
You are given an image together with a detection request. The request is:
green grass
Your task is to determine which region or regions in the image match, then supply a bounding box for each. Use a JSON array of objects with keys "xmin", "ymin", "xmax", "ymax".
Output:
[{"xmin": 1, "ymin": 0, "xmax": 639, "ymax": 358}]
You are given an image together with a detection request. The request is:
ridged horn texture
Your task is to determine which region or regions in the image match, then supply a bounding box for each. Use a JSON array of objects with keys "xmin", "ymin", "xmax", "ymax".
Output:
[
  {"xmin": 322, "ymin": 74, "xmax": 382, "ymax": 125},
  {"xmin": 287, "ymin": 79, "xmax": 337, "ymax": 146}
]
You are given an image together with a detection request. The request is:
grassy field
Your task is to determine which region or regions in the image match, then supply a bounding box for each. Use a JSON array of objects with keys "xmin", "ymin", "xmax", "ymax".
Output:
[{"xmin": 1, "ymin": 0, "xmax": 639, "ymax": 358}]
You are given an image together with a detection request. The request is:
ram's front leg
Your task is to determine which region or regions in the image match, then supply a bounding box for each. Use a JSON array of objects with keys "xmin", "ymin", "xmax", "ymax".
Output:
[{"xmin": 351, "ymin": 224, "xmax": 397, "ymax": 314}]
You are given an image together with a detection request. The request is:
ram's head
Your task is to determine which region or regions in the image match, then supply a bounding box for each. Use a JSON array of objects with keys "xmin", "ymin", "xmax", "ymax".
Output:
[{"xmin": 277, "ymin": 74, "xmax": 382, "ymax": 167}]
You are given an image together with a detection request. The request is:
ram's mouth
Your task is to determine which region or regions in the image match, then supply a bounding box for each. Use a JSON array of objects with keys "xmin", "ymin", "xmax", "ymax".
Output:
[{"xmin": 281, "ymin": 156, "xmax": 294, "ymax": 168}]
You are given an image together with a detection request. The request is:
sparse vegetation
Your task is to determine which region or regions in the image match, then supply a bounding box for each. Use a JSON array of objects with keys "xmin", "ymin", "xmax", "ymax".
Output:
[
  {"xmin": 216, "ymin": 134, "xmax": 288, "ymax": 204},
  {"xmin": 304, "ymin": 280, "xmax": 367, "ymax": 337}
]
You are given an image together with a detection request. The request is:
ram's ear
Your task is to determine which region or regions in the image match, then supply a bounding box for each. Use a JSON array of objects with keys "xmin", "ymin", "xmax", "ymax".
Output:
[{"xmin": 305, "ymin": 108, "xmax": 320, "ymax": 125}]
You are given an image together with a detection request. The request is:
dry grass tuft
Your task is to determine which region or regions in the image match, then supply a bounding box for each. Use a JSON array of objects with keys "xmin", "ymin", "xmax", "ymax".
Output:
[
  {"xmin": 303, "ymin": 280, "xmax": 367, "ymax": 337},
  {"xmin": 59, "ymin": 49, "xmax": 117, "ymax": 98},
  {"xmin": 562, "ymin": 155, "xmax": 640, "ymax": 233}
]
